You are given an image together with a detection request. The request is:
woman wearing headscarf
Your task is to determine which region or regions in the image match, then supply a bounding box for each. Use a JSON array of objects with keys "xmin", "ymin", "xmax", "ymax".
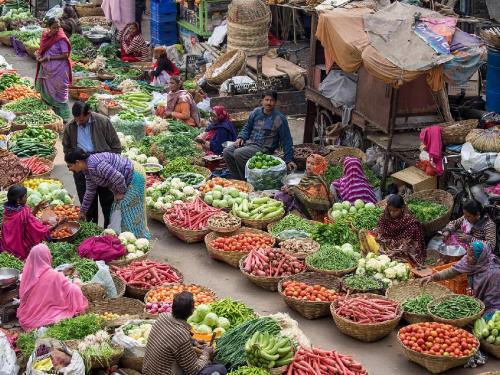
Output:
[
  {"xmin": 148, "ymin": 46, "xmax": 180, "ymax": 87},
  {"xmin": 60, "ymin": 5, "xmax": 82, "ymax": 37},
  {"xmin": 34, "ymin": 18, "xmax": 72, "ymax": 123},
  {"xmin": 331, "ymin": 156, "xmax": 377, "ymax": 204},
  {"xmin": 17, "ymin": 244, "xmax": 88, "ymax": 331},
  {"xmin": 156, "ymin": 76, "xmax": 200, "ymax": 127},
  {"xmin": 275, "ymin": 154, "xmax": 333, "ymax": 221},
  {"xmin": 422, "ymin": 241, "xmax": 500, "ymax": 317},
  {"xmin": 196, "ymin": 106, "xmax": 237, "ymax": 155},
  {"xmin": 0, "ymin": 185, "xmax": 61, "ymax": 260},
  {"xmin": 118, "ymin": 22, "xmax": 150, "ymax": 62},
  {"xmin": 376, "ymin": 194, "xmax": 426, "ymax": 266}
]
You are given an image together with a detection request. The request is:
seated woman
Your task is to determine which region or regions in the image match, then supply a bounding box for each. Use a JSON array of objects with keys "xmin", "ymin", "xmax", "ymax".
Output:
[
  {"xmin": 331, "ymin": 156, "xmax": 377, "ymax": 204},
  {"xmin": 60, "ymin": 5, "xmax": 82, "ymax": 37},
  {"xmin": 423, "ymin": 241, "xmax": 500, "ymax": 318},
  {"xmin": 148, "ymin": 46, "xmax": 180, "ymax": 87},
  {"xmin": 156, "ymin": 76, "xmax": 200, "ymax": 127},
  {"xmin": 376, "ymin": 194, "xmax": 426, "ymax": 266},
  {"xmin": 275, "ymin": 154, "xmax": 333, "ymax": 221},
  {"xmin": 0, "ymin": 185, "xmax": 60, "ymax": 260},
  {"xmin": 196, "ymin": 106, "xmax": 237, "ymax": 155},
  {"xmin": 443, "ymin": 199, "xmax": 496, "ymax": 251},
  {"xmin": 118, "ymin": 22, "xmax": 150, "ymax": 62},
  {"xmin": 17, "ymin": 244, "xmax": 88, "ymax": 331}
]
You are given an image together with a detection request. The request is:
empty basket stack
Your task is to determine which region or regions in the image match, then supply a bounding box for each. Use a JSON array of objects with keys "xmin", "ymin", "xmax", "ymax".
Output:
[{"xmin": 150, "ymin": 0, "xmax": 178, "ymax": 46}]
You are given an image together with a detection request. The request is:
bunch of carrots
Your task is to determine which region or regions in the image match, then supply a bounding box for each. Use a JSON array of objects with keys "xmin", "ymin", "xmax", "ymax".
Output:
[
  {"xmin": 20, "ymin": 156, "xmax": 51, "ymax": 175},
  {"xmin": 164, "ymin": 198, "xmax": 220, "ymax": 230}
]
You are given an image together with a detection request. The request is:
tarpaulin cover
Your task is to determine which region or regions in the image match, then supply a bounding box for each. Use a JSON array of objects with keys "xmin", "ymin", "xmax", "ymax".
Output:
[{"xmin": 486, "ymin": 0, "xmax": 500, "ymax": 22}]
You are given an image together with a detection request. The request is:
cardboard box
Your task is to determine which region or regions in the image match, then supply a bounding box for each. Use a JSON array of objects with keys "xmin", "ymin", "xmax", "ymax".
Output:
[
  {"xmin": 98, "ymin": 101, "xmax": 122, "ymax": 117},
  {"xmin": 447, "ymin": 72, "xmax": 480, "ymax": 97},
  {"xmin": 391, "ymin": 166, "xmax": 436, "ymax": 192}
]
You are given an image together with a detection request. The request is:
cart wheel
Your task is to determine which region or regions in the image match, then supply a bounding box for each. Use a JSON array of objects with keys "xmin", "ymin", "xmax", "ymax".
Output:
[{"xmin": 313, "ymin": 109, "xmax": 333, "ymax": 146}]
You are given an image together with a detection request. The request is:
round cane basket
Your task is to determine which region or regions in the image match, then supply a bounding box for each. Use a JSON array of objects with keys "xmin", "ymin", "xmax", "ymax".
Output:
[
  {"xmin": 10, "ymin": 129, "xmax": 58, "ymax": 147},
  {"xmin": 163, "ymin": 213, "xmax": 212, "ymax": 243},
  {"xmin": 0, "ymin": 122, "xmax": 10, "ymax": 134},
  {"xmin": 204, "ymin": 227, "xmax": 274, "ymax": 268},
  {"xmin": 88, "ymin": 296, "xmax": 145, "ymax": 316},
  {"xmin": 205, "ymin": 49, "xmax": 247, "ymax": 86},
  {"xmin": 0, "ymin": 34, "xmax": 12, "ymax": 46},
  {"xmin": 108, "ymin": 252, "xmax": 149, "ymax": 268},
  {"xmin": 241, "ymin": 210, "xmax": 286, "ymax": 231},
  {"xmin": 11, "ymin": 113, "xmax": 63, "ymax": 132},
  {"xmin": 75, "ymin": 4, "xmax": 105, "ymax": 17},
  {"xmin": 385, "ymin": 280, "xmax": 451, "ymax": 324},
  {"xmin": 306, "ymin": 255, "xmax": 357, "ymax": 277},
  {"xmin": 397, "ymin": 329, "xmax": 478, "ymax": 374},
  {"xmin": 278, "ymin": 238, "xmax": 320, "ymax": 259},
  {"xmin": 201, "ymin": 179, "xmax": 254, "ymax": 194},
  {"xmin": 278, "ymin": 273, "xmax": 342, "ymax": 319},
  {"xmin": 207, "ymin": 214, "xmax": 241, "ymax": 233},
  {"xmin": 267, "ymin": 218, "xmax": 318, "ymax": 241},
  {"xmin": 25, "ymin": 45, "xmax": 37, "ymax": 59},
  {"xmin": 327, "ymin": 146, "xmax": 366, "ymax": 165},
  {"xmin": 65, "ymin": 340, "xmax": 123, "ymax": 369},
  {"xmin": 331, "ymin": 293, "xmax": 403, "ymax": 342},
  {"xmin": 277, "ymin": 143, "xmax": 331, "ymax": 170},
  {"xmin": 193, "ymin": 165, "xmax": 212, "ymax": 179},
  {"xmin": 440, "ymin": 119, "xmax": 478, "ymax": 145},
  {"xmin": 427, "ymin": 295, "xmax": 485, "ymax": 327},
  {"xmin": 81, "ymin": 275, "xmax": 125, "ymax": 303},
  {"xmin": 124, "ymin": 265, "xmax": 184, "ymax": 300},
  {"xmin": 69, "ymin": 86, "xmax": 100, "ymax": 100},
  {"xmin": 97, "ymin": 70, "xmax": 116, "ymax": 81},
  {"xmin": 79, "ymin": 16, "xmax": 111, "ymax": 27},
  {"xmin": 239, "ymin": 256, "xmax": 305, "ymax": 292},
  {"xmin": 120, "ymin": 355, "xmax": 143, "ymax": 373},
  {"xmin": 144, "ymin": 284, "xmax": 217, "ymax": 305},
  {"xmin": 480, "ymin": 339, "xmax": 500, "ymax": 359},
  {"xmin": 147, "ymin": 208, "xmax": 165, "ymax": 223}
]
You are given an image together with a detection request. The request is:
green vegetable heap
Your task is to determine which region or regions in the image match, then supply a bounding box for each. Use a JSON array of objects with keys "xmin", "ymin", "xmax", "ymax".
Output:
[
  {"xmin": 0, "ymin": 252, "xmax": 23, "ymax": 270},
  {"xmin": 407, "ymin": 199, "xmax": 448, "ymax": 223},
  {"xmin": 10, "ymin": 126, "xmax": 57, "ymax": 146},
  {"xmin": 402, "ymin": 294, "xmax": 434, "ymax": 315},
  {"xmin": 306, "ymin": 244, "xmax": 358, "ymax": 271},
  {"xmin": 228, "ymin": 366, "xmax": 270, "ymax": 375},
  {"xmin": 312, "ymin": 219, "xmax": 359, "ymax": 246},
  {"xmin": 161, "ymin": 157, "xmax": 197, "ymax": 177},
  {"xmin": 429, "ymin": 295, "xmax": 482, "ymax": 320},
  {"xmin": 74, "ymin": 78, "xmax": 100, "ymax": 88},
  {"xmin": 351, "ymin": 206, "xmax": 383, "ymax": 230},
  {"xmin": 17, "ymin": 331, "xmax": 36, "ymax": 357},
  {"xmin": 168, "ymin": 119, "xmax": 202, "ymax": 137},
  {"xmin": 148, "ymin": 133, "xmax": 202, "ymax": 163},
  {"xmin": 342, "ymin": 274, "xmax": 383, "ymax": 292},
  {"xmin": 45, "ymin": 314, "xmax": 102, "ymax": 341},
  {"xmin": 74, "ymin": 221, "xmax": 104, "ymax": 245},
  {"xmin": 15, "ymin": 110, "xmax": 59, "ymax": 127},
  {"xmin": 3, "ymin": 97, "xmax": 49, "ymax": 113},
  {"xmin": 70, "ymin": 34, "xmax": 97, "ymax": 61},
  {"xmin": 0, "ymin": 73, "xmax": 22, "ymax": 91},
  {"xmin": 47, "ymin": 242, "xmax": 78, "ymax": 268},
  {"xmin": 270, "ymin": 214, "xmax": 319, "ymax": 238},
  {"xmin": 248, "ymin": 152, "xmax": 282, "ymax": 169},
  {"xmin": 474, "ymin": 311, "xmax": 500, "ymax": 345},
  {"xmin": 209, "ymin": 297, "xmax": 256, "ymax": 329}
]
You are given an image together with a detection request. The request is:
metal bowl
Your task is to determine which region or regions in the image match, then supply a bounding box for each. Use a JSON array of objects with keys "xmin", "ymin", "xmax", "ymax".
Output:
[
  {"xmin": 51, "ymin": 221, "xmax": 81, "ymax": 243},
  {"xmin": 143, "ymin": 163, "xmax": 163, "ymax": 175},
  {"xmin": 0, "ymin": 268, "xmax": 20, "ymax": 286},
  {"xmin": 283, "ymin": 173, "xmax": 304, "ymax": 186}
]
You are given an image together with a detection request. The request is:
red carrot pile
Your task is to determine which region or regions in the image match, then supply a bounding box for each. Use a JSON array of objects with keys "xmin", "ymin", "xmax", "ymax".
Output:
[
  {"xmin": 287, "ymin": 347, "xmax": 368, "ymax": 375},
  {"xmin": 21, "ymin": 156, "xmax": 50, "ymax": 175},
  {"xmin": 335, "ymin": 295, "xmax": 399, "ymax": 324},
  {"xmin": 243, "ymin": 248, "xmax": 305, "ymax": 278},
  {"xmin": 111, "ymin": 260, "xmax": 182, "ymax": 289},
  {"xmin": 164, "ymin": 198, "xmax": 220, "ymax": 230},
  {"xmin": 146, "ymin": 174, "xmax": 162, "ymax": 188}
]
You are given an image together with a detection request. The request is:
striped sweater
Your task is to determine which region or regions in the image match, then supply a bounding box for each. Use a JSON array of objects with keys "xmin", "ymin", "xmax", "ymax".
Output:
[
  {"xmin": 445, "ymin": 215, "xmax": 497, "ymax": 250},
  {"xmin": 118, "ymin": 29, "xmax": 150, "ymax": 61},
  {"xmin": 143, "ymin": 314, "xmax": 211, "ymax": 375}
]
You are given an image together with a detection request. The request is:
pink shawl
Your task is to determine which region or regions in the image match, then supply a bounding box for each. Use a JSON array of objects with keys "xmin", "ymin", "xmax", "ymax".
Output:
[
  {"xmin": 17, "ymin": 244, "xmax": 88, "ymax": 331},
  {"xmin": 0, "ymin": 205, "xmax": 50, "ymax": 260},
  {"xmin": 420, "ymin": 126, "xmax": 443, "ymax": 176},
  {"xmin": 166, "ymin": 89, "xmax": 201, "ymax": 126},
  {"xmin": 332, "ymin": 157, "xmax": 377, "ymax": 203}
]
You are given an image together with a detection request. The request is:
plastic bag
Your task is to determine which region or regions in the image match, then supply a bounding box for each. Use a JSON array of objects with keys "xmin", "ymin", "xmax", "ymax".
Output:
[
  {"xmin": 461, "ymin": 142, "xmax": 497, "ymax": 172},
  {"xmin": 112, "ymin": 320, "xmax": 153, "ymax": 357},
  {"xmin": 26, "ymin": 339, "xmax": 84, "ymax": 375},
  {"xmin": 108, "ymin": 204, "xmax": 122, "ymax": 234},
  {"xmin": 45, "ymin": 5, "xmax": 63, "ymax": 19},
  {"xmin": 111, "ymin": 117, "xmax": 146, "ymax": 141},
  {"xmin": 245, "ymin": 156, "xmax": 287, "ymax": 191},
  {"xmin": 0, "ymin": 331, "xmax": 19, "ymax": 375},
  {"xmin": 91, "ymin": 261, "xmax": 117, "ymax": 298}
]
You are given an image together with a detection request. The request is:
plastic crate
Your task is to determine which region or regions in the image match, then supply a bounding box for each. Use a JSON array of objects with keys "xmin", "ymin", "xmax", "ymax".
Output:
[
  {"xmin": 151, "ymin": 32, "xmax": 177, "ymax": 46},
  {"xmin": 432, "ymin": 262, "xmax": 472, "ymax": 295},
  {"xmin": 150, "ymin": 1, "xmax": 176, "ymax": 22},
  {"xmin": 150, "ymin": 20, "xmax": 177, "ymax": 35},
  {"xmin": 150, "ymin": 0, "xmax": 176, "ymax": 13}
]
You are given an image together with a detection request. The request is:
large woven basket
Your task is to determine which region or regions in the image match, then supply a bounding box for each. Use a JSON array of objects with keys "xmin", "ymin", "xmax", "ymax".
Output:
[
  {"xmin": 11, "ymin": 114, "xmax": 63, "ymax": 132},
  {"xmin": 409, "ymin": 189, "xmax": 454, "ymax": 236},
  {"xmin": 278, "ymin": 273, "xmax": 342, "ymax": 319},
  {"xmin": 427, "ymin": 295, "xmax": 485, "ymax": 327},
  {"xmin": 0, "ymin": 122, "xmax": 10, "ymax": 134},
  {"xmin": 278, "ymin": 238, "xmax": 320, "ymax": 259},
  {"xmin": 20, "ymin": 157, "xmax": 53, "ymax": 178},
  {"xmin": 440, "ymin": 119, "xmax": 478, "ymax": 145},
  {"xmin": 120, "ymin": 355, "xmax": 143, "ymax": 373},
  {"xmin": 108, "ymin": 252, "xmax": 149, "ymax": 268},
  {"xmin": 193, "ymin": 165, "xmax": 212, "ymax": 179},
  {"xmin": 0, "ymin": 34, "xmax": 12, "ymax": 46},
  {"xmin": 276, "ymin": 143, "xmax": 331, "ymax": 170},
  {"xmin": 147, "ymin": 207, "xmax": 165, "ymax": 222},
  {"xmin": 205, "ymin": 50, "xmax": 247, "ymax": 86},
  {"xmin": 10, "ymin": 129, "xmax": 58, "ymax": 147},
  {"xmin": 204, "ymin": 227, "xmax": 274, "ymax": 268},
  {"xmin": 81, "ymin": 275, "xmax": 125, "ymax": 302},
  {"xmin": 241, "ymin": 210, "xmax": 286, "ymax": 231},
  {"xmin": 480, "ymin": 27, "xmax": 500, "ymax": 49},
  {"xmin": 267, "ymin": 218, "xmax": 319, "ymax": 241},
  {"xmin": 239, "ymin": 256, "xmax": 305, "ymax": 292},
  {"xmin": 79, "ymin": 16, "xmax": 111, "ymax": 27},
  {"xmin": 330, "ymin": 293, "xmax": 403, "ymax": 342},
  {"xmin": 385, "ymin": 280, "xmax": 451, "ymax": 324},
  {"xmin": 306, "ymin": 260, "xmax": 357, "ymax": 278},
  {"xmin": 88, "ymin": 297, "xmax": 146, "ymax": 316},
  {"xmin": 201, "ymin": 179, "xmax": 254, "ymax": 194},
  {"xmin": 122, "ymin": 265, "xmax": 184, "ymax": 300},
  {"xmin": 341, "ymin": 275, "xmax": 385, "ymax": 295},
  {"xmin": 163, "ymin": 214, "xmax": 211, "ymax": 243},
  {"xmin": 65, "ymin": 340, "xmax": 123, "ymax": 369},
  {"xmin": 75, "ymin": 3, "xmax": 105, "ymax": 17},
  {"xmin": 480, "ymin": 339, "xmax": 500, "ymax": 359},
  {"xmin": 207, "ymin": 213, "xmax": 242, "ymax": 233},
  {"xmin": 397, "ymin": 329, "xmax": 478, "ymax": 374},
  {"xmin": 327, "ymin": 147, "xmax": 366, "ymax": 165}
]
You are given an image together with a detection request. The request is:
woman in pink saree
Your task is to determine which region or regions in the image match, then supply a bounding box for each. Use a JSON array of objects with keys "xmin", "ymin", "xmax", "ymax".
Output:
[
  {"xmin": 17, "ymin": 244, "xmax": 88, "ymax": 331},
  {"xmin": 0, "ymin": 185, "xmax": 53, "ymax": 260}
]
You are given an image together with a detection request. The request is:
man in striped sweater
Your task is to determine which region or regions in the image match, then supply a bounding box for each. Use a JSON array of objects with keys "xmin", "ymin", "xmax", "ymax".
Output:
[{"xmin": 143, "ymin": 292, "xmax": 227, "ymax": 375}]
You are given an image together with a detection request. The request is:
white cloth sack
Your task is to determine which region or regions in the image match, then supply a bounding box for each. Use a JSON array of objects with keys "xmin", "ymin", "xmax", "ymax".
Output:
[
  {"xmin": 0, "ymin": 332, "xmax": 19, "ymax": 375},
  {"xmin": 461, "ymin": 142, "xmax": 498, "ymax": 172},
  {"xmin": 208, "ymin": 21, "xmax": 227, "ymax": 46},
  {"xmin": 108, "ymin": 203, "xmax": 122, "ymax": 234},
  {"xmin": 319, "ymin": 70, "xmax": 358, "ymax": 108},
  {"xmin": 112, "ymin": 320, "xmax": 153, "ymax": 357}
]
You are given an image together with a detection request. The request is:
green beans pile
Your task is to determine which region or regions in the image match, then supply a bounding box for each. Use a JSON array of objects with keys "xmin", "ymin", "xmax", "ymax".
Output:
[
  {"xmin": 271, "ymin": 214, "xmax": 319, "ymax": 237},
  {"xmin": 73, "ymin": 221, "xmax": 104, "ymax": 245},
  {"xmin": 306, "ymin": 244, "xmax": 357, "ymax": 271},
  {"xmin": 228, "ymin": 367, "xmax": 270, "ymax": 375},
  {"xmin": 0, "ymin": 252, "xmax": 23, "ymax": 270},
  {"xmin": 210, "ymin": 297, "xmax": 256, "ymax": 329},
  {"xmin": 3, "ymin": 97, "xmax": 49, "ymax": 113},
  {"xmin": 71, "ymin": 257, "xmax": 98, "ymax": 282},
  {"xmin": 15, "ymin": 110, "xmax": 59, "ymax": 127},
  {"xmin": 402, "ymin": 294, "xmax": 434, "ymax": 315},
  {"xmin": 429, "ymin": 295, "xmax": 482, "ymax": 319},
  {"xmin": 342, "ymin": 275, "xmax": 383, "ymax": 291}
]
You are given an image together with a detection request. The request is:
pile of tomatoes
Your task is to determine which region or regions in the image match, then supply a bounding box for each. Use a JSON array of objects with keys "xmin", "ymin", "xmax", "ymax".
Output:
[
  {"xmin": 210, "ymin": 233, "xmax": 273, "ymax": 252},
  {"xmin": 51, "ymin": 226, "xmax": 74, "ymax": 239},
  {"xmin": 52, "ymin": 205, "xmax": 80, "ymax": 221},
  {"xmin": 282, "ymin": 280, "xmax": 342, "ymax": 302},
  {"xmin": 145, "ymin": 284, "xmax": 215, "ymax": 306},
  {"xmin": 200, "ymin": 177, "xmax": 252, "ymax": 193},
  {"xmin": 399, "ymin": 322, "xmax": 478, "ymax": 357}
]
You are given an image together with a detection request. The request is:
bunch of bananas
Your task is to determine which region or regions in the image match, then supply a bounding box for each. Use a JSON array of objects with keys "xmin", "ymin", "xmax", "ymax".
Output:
[{"xmin": 245, "ymin": 331, "xmax": 294, "ymax": 369}]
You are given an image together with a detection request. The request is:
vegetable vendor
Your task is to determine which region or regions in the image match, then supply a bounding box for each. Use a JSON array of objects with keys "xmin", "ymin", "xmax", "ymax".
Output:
[
  {"xmin": 375, "ymin": 194, "xmax": 426, "ymax": 265},
  {"xmin": 148, "ymin": 46, "xmax": 180, "ymax": 87},
  {"xmin": 0, "ymin": 185, "xmax": 63, "ymax": 260},
  {"xmin": 60, "ymin": 5, "xmax": 82, "ymax": 37},
  {"xmin": 17, "ymin": 244, "xmax": 88, "ymax": 331},
  {"xmin": 62, "ymin": 101, "xmax": 122, "ymax": 228},
  {"xmin": 196, "ymin": 105, "xmax": 237, "ymax": 155},
  {"xmin": 443, "ymin": 199, "xmax": 496, "ymax": 251},
  {"xmin": 34, "ymin": 18, "xmax": 72, "ymax": 123},
  {"xmin": 331, "ymin": 157, "xmax": 377, "ymax": 204},
  {"xmin": 144, "ymin": 291, "xmax": 227, "ymax": 375},
  {"xmin": 117, "ymin": 22, "xmax": 150, "ymax": 62},
  {"xmin": 223, "ymin": 91, "xmax": 296, "ymax": 181},
  {"xmin": 65, "ymin": 148, "xmax": 150, "ymax": 239},
  {"xmin": 422, "ymin": 241, "xmax": 500, "ymax": 317},
  {"xmin": 275, "ymin": 154, "xmax": 333, "ymax": 221},
  {"xmin": 156, "ymin": 76, "xmax": 200, "ymax": 127}
]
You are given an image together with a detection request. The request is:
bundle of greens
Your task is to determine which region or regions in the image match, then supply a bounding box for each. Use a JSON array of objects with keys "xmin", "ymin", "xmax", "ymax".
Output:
[
  {"xmin": 148, "ymin": 133, "xmax": 202, "ymax": 164},
  {"xmin": 407, "ymin": 199, "xmax": 448, "ymax": 223},
  {"xmin": 312, "ymin": 219, "xmax": 359, "ymax": 246},
  {"xmin": 45, "ymin": 314, "xmax": 102, "ymax": 341}
]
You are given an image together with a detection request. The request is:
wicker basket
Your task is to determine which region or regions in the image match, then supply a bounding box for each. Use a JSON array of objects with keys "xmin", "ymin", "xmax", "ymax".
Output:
[
  {"xmin": 241, "ymin": 210, "xmax": 286, "ymax": 231},
  {"xmin": 108, "ymin": 252, "xmax": 149, "ymax": 268},
  {"xmin": 480, "ymin": 27, "xmax": 500, "ymax": 49},
  {"xmin": 97, "ymin": 70, "xmax": 116, "ymax": 81},
  {"xmin": 22, "ymin": 157, "xmax": 53, "ymax": 178},
  {"xmin": 0, "ymin": 122, "xmax": 10, "ymax": 134},
  {"xmin": 427, "ymin": 295, "xmax": 485, "ymax": 327},
  {"xmin": 79, "ymin": 16, "xmax": 111, "ymax": 27},
  {"xmin": 480, "ymin": 339, "xmax": 500, "ymax": 359},
  {"xmin": 276, "ymin": 143, "xmax": 331, "ymax": 170},
  {"xmin": 88, "ymin": 297, "xmax": 146, "ymax": 315},
  {"xmin": 124, "ymin": 265, "xmax": 184, "ymax": 300},
  {"xmin": 331, "ymin": 293, "xmax": 403, "ymax": 342},
  {"xmin": 75, "ymin": 3, "xmax": 105, "ymax": 17},
  {"xmin": 129, "ymin": 61, "xmax": 154, "ymax": 71},
  {"xmin": 306, "ymin": 261, "xmax": 357, "ymax": 277},
  {"xmin": 278, "ymin": 273, "xmax": 342, "ymax": 319},
  {"xmin": 69, "ymin": 86, "xmax": 100, "ymax": 100},
  {"xmin": 385, "ymin": 280, "xmax": 451, "ymax": 324},
  {"xmin": 120, "ymin": 355, "xmax": 143, "ymax": 373},
  {"xmin": 397, "ymin": 332, "xmax": 477, "ymax": 373},
  {"xmin": 193, "ymin": 165, "xmax": 212, "ymax": 179},
  {"xmin": 147, "ymin": 207, "xmax": 165, "ymax": 223},
  {"xmin": 278, "ymin": 238, "xmax": 320, "ymax": 259},
  {"xmin": 11, "ymin": 114, "xmax": 63, "ymax": 132},
  {"xmin": 0, "ymin": 34, "xmax": 12, "ymax": 46},
  {"xmin": 144, "ymin": 284, "xmax": 217, "ymax": 305},
  {"xmin": 205, "ymin": 50, "xmax": 247, "ymax": 86},
  {"xmin": 441, "ymin": 119, "xmax": 478, "ymax": 145},
  {"xmin": 163, "ymin": 213, "xmax": 211, "ymax": 243},
  {"xmin": 327, "ymin": 146, "xmax": 366, "ymax": 165},
  {"xmin": 65, "ymin": 340, "xmax": 123, "ymax": 369},
  {"xmin": 205, "ymin": 227, "xmax": 274, "ymax": 268},
  {"xmin": 207, "ymin": 213, "xmax": 241, "ymax": 233},
  {"xmin": 10, "ymin": 129, "xmax": 58, "ymax": 147},
  {"xmin": 267, "ymin": 218, "xmax": 319, "ymax": 241},
  {"xmin": 201, "ymin": 179, "xmax": 254, "ymax": 194},
  {"xmin": 81, "ymin": 275, "xmax": 125, "ymax": 302}
]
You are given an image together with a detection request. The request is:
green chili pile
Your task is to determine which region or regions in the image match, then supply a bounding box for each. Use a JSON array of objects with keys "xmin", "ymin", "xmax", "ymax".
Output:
[
  {"xmin": 306, "ymin": 244, "xmax": 357, "ymax": 271},
  {"xmin": 402, "ymin": 294, "xmax": 434, "ymax": 315},
  {"xmin": 209, "ymin": 297, "xmax": 256, "ymax": 329},
  {"xmin": 342, "ymin": 275, "xmax": 383, "ymax": 291},
  {"xmin": 429, "ymin": 295, "xmax": 482, "ymax": 320}
]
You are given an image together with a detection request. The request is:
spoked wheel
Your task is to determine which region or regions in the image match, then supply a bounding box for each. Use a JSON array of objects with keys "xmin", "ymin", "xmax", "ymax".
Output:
[
  {"xmin": 313, "ymin": 109, "xmax": 334, "ymax": 146},
  {"xmin": 446, "ymin": 185, "xmax": 465, "ymax": 220}
]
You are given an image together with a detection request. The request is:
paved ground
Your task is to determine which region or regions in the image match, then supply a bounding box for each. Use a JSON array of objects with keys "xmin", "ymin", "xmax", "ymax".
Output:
[{"xmin": 3, "ymin": 44, "xmax": 498, "ymax": 374}]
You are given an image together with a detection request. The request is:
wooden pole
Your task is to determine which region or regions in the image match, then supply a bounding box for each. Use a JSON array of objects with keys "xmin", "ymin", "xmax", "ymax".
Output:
[{"xmin": 381, "ymin": 87, "xmax": 400, "ymax": 197}]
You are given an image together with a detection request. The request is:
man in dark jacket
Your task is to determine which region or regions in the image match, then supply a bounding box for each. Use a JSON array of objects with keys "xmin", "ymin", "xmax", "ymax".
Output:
[{"xmin": 62, "ymin": 101, "xmax": 122, "ymax": 227}]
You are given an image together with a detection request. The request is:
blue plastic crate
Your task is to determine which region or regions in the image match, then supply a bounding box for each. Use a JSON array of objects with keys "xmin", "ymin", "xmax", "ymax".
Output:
[
  {"xmin": 150, "ymin": 0, "xmax": 177, "ymax": 12},
  {"xmin": 151, "ymin": 34, "xmax": 177, "ymax": 46},
  {"xmin": 151, "ymin": 11, "xmax": 176, "ymax": 23},
  {"xmin": 150, "ymin": 1, "xmax": 177, "ymax": 22},
  {"xmin": 150, "ymin": 20, "xmax": 177, "ymax": 34}
]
